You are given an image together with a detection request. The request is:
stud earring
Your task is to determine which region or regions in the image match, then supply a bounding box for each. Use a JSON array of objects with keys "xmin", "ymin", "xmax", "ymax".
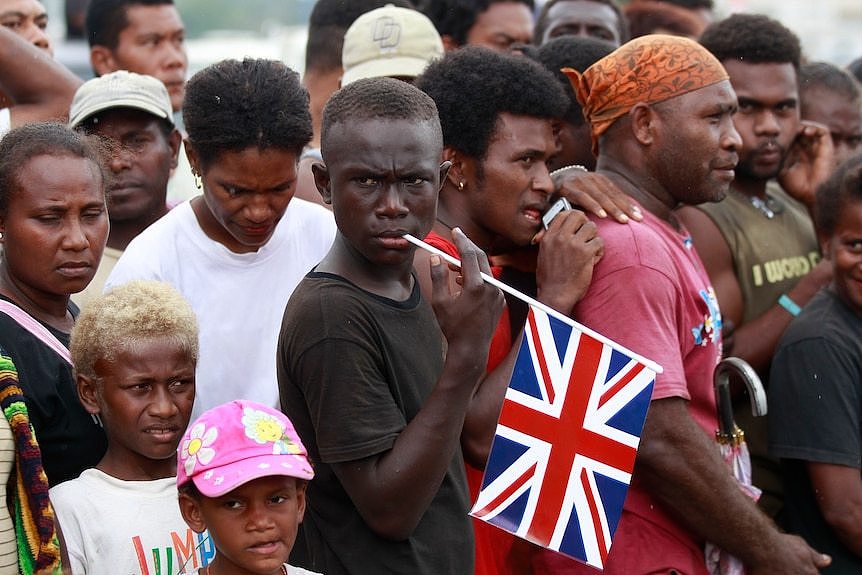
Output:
[{"xmin": 458, "ymin": 181, "xmax": 465, "ymax": 191}]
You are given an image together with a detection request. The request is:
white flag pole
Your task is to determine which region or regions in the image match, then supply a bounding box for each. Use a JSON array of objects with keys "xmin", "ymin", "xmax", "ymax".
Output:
[{"xmin": 404, "ymin": 233, "xmax": 663, "ymax": 373}]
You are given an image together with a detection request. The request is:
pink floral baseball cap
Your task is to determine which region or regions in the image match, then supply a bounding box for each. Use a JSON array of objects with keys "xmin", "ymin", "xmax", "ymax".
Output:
[{"xmin": 177, "ymin": 400, "xmax": 314, "ymax": 497}]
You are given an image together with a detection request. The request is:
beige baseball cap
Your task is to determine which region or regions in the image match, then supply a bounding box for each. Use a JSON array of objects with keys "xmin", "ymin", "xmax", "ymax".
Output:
[
  {"xmin": 69, "ymin": 70, "xmax": 173, "ymax": 129},
  {"xmin": 341, "ymin": 4, "xmax": 444, "ymax": 87}
]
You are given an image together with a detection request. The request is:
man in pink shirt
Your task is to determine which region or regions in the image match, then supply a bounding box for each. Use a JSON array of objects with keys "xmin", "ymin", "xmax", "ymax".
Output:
[{"xmin": 536, "ymin": 34, "xmax": 831, "ymax": 574}]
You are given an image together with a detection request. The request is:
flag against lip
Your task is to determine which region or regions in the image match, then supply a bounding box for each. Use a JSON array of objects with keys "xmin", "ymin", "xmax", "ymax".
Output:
[{"xmin": 470, "ymin": 304, "xmax": 658, "ymax": 570}]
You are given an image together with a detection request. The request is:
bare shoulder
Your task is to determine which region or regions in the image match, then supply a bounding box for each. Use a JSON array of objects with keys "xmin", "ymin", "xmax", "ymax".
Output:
[{"xmin": 675, "ymin": 205, "xmax": 732, "ymax": 266}]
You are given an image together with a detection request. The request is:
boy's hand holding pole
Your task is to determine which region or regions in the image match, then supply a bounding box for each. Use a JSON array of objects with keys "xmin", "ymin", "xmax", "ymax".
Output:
[{"xmin": 428, "ymin": 228, "xmax": 505, "ymax": 387}]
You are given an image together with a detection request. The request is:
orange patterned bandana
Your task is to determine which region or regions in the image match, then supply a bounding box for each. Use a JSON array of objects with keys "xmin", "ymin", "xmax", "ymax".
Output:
[{"xmin": 564, "ymin": 34, "xmax": 728, "ymax": 155}]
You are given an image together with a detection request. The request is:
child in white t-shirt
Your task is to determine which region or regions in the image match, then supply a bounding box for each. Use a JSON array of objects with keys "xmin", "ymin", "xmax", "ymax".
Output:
[
  {"xmin": 177, "ymin": 400, "xmax": 321, "ymax": 575},
  {"xmin": 50, "ymin": 280, "xmax": 212, "ymax": 575}
]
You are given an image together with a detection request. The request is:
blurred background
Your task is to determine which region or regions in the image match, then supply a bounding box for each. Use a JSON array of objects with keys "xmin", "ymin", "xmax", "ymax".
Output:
[{"xmin": 45, "ymin": 0, "xmax": 862, "ymax": 80}]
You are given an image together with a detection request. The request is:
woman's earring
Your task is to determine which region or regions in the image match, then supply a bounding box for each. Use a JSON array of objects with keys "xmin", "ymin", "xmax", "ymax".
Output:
[
  {"xmin": 193, "ymin": 172, "xmax": 202, "ymax": 190},
  {"xmin": 458, "ymin": 181, "xmax": 465, "ymax": 191}
]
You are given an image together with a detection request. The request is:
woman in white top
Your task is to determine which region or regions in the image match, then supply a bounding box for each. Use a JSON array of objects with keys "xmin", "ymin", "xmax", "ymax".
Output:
[{"xmin": 106, "ymin": 59, "xmax": 336, "ymax": 418}]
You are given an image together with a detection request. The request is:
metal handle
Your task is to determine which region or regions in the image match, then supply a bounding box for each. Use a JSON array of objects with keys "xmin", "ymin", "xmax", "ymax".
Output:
[{"xmin": 713, "ymin": 357, "xmax": 767, "ymax": 441}]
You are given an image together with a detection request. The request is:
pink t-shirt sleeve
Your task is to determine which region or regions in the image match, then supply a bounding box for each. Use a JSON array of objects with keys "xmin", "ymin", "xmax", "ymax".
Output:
[
  {"xmin": 573, "ymin": 216, "xmax": 712, "ymax": 404},
  {"xmin": 575, "ymin": 263, "xmax": 689, "ymax": 401}
]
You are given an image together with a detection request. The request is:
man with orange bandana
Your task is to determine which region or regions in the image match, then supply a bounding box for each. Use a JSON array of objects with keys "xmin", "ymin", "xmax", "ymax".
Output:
[{"xmin": 533, "ymin": 35, "xmax": 831, "ymax": 574}]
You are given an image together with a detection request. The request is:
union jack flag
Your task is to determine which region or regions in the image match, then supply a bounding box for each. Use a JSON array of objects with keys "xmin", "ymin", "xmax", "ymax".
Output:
[{"xmin": 470, "ymin": 305, "xmax": 658, "ymax": 570}]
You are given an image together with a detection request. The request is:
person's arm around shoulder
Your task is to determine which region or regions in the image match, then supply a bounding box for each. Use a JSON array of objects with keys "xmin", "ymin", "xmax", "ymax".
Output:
[
  {"xmin": 639, "ymin": 397, "xmax": 830, "ymax": 574},
  {"xmin": 331, "ymin": 229, "xmax": 504, "ymax": 540},
  {"xmin": 553, "ymin": 167, "xmax": 643, "ymax": 224},
  {"xmin": 0, "ymin": 27, "xmax": 81, "ymax": 127}
]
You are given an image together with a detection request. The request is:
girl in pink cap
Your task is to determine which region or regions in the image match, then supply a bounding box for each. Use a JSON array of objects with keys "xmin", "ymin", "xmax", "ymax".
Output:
[{"xmin": 177, "ymin": 400, "xmax": 320, "ymax": 575}]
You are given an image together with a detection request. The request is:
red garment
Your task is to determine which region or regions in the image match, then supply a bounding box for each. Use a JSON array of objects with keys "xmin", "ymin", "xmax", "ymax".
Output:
[
  {"xmin": 424, "ymin": 231, "xmax": 531, "ymax": 575},
  {"xmin": 423, "ymin": 231, "xmax": 512, "ymax": 370}
]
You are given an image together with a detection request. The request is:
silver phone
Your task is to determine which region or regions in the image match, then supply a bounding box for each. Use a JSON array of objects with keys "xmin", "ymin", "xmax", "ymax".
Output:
[{"xmin": 542, "ymin": 197, "xmax": 572, "ymax": 230}]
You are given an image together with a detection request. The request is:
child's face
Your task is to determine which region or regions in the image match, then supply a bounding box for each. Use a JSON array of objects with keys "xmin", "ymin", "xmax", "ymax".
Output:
[
  {"xmin": 315, "ymin": 117, "xmax": 447, "ymax": 270},
  {"xmin": 81, "ymin": 336, "xmax": 195, "ymax": 470},
  {"xmin": 179, "ymin": 476, "xmax": 307, "ymax": 575},
  {"xmin": 822, "ymin": 198, "xmax": 862, "ymax": 316}
]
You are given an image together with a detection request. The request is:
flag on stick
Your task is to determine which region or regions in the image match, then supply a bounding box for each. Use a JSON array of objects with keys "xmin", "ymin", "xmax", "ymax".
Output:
[
  {"xmin": 470, "ymin": 305, "xmax": 656, "ymax": 569},
  {"xmin": 403, "ymin": 233, "xmax": 661, "ymax": 570}
]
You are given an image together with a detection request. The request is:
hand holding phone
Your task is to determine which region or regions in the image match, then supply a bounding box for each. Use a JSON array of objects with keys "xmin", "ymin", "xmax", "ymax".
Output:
[{"xmin": 542, "ymin": 197, "xmax": 572, "ymax": 230}]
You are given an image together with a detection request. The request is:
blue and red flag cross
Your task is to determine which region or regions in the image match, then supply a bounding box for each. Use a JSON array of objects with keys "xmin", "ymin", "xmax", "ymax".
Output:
[{"xmin": 471, "ymin": 305, "xmax": 657, "ymax": 570}]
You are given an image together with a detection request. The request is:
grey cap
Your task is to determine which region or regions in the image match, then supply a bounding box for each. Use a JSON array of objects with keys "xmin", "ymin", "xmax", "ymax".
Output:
[{"xmin": 69, "ymin": 70, "xmax": 173, "ymax": 128}]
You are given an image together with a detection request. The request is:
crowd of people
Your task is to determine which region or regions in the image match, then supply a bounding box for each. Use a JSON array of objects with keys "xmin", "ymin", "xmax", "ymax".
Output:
[{"xmin": 0, "ymin": 0, "xmax": 860, "ymax": 574}]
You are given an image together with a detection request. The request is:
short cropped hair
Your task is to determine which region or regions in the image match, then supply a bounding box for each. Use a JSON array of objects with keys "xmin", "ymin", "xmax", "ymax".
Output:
[
  {"xmin": 85, "ymin": 0, "xmax": 174, "ymax": 49},
  {"xmin": 799, "ymin": 62, "xmax": 861, "ymax": 112},
  {"xmin": 534, "ymin": 0, "xmax": 628, "ymax": 46},
  {"xmin": 424, "ymin": 0, "xmax": 535, "ymax": 47},
  {"xmin": 304, "ymin": 0, "xmax": 414, "ymax": 74},
  {"xmin": 699, "ymin": 13, "xmax": 802, "ymax": 70},
  {"xmin": 0, "ymin": 122, "xmax": 105, "ymax": 215},
  {"xmin": 533, "ymin": 35, "xmax": 614, "ymax": 126},
  {"xmin": 71, "ymin": 280, "xmax": 199, "ymax": 380},
  {"xmin": 321, "ymin": 77, "xmax": 441, "ymax": 159},
  {"xmin": 182, "ymin": 58, "xmax": 312, "ymax": 170},
  {"xmin": 415, "ymin": 46, "xmax": 568, "ymax": 160},
  {"xmin": 654, "ymin": 0, "xmax": 713, "ymax": 9},
  {"xmin": 816, "ymin": 153, "xmax": 862, "ymax": 238}
]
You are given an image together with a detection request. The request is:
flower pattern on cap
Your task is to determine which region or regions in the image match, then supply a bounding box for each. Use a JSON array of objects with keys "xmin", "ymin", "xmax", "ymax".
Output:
[
  {"xmin": 176, "ymin": 400, "xmax": 314, "ymax": 496},
  {"xmin": 181, "ymin": 422, "xmax": 218, "ymax": 476},
  {"xmin": 242, "ymin": 407, "xmax": 302, "ymax": 455}
]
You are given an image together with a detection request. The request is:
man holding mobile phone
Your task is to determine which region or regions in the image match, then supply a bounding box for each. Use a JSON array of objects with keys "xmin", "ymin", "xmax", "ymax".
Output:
[{"xmin": 675, "ymin": 14, "xmax": 834, "ymax": 521}]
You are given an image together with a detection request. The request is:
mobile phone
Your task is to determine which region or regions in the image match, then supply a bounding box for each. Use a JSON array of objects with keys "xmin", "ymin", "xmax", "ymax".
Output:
[{"xmin": 542, "ymin": 197, "xmax": 572, "ymax": 230}]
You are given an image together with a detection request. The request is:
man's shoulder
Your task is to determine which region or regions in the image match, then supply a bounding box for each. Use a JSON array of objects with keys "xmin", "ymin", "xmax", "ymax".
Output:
[
  {"xmin": 593, "ymin": 210, "xmax": 671, "ymax": 243},
  {"xmin": 284, "ymin": 273, "xmax": 362, "ymax": 322},
  {"xmin": 283, "ymin": 273, "xmax": 429, "ymax": 346},
  {"xmin": 766, "ymin": 180, "xmax": 808, "ymax": 211},
  {"xmin": 696, "ymin": 182, "xmax": 811, "ymax": 230},
  {"xmin": 287, "ymin": 273, "xmax": 419, "ymax": 316},
  {"xmin": 591, "ymin": 214, "xmax": 682, "ymax": 276}
]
